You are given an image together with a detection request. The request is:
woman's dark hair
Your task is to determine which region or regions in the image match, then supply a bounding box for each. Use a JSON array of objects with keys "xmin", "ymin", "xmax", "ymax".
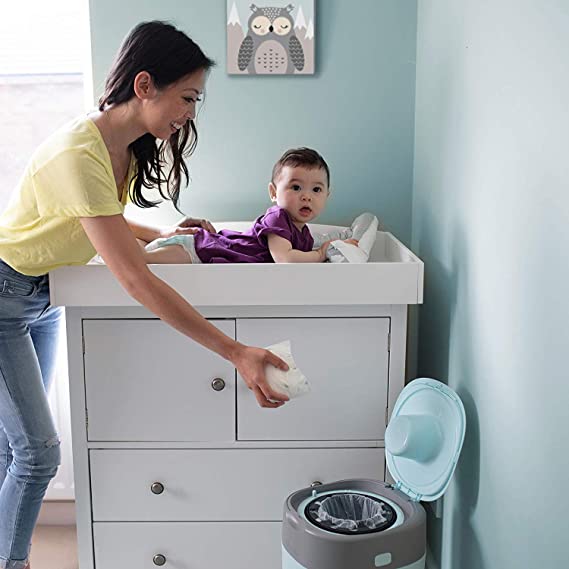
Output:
[
  {"xmin": 99, "ymin": 21, "xmax": 215, "ymax": 212},
  {"xmin": 272, "ymin": 147, "xmax": 331, "ymax": 187}
]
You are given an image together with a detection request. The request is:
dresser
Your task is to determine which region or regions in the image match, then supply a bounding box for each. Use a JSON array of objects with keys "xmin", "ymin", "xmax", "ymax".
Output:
[{"xmin": 50, "ymin": 225, "xmax": 423, "ymax": 569}]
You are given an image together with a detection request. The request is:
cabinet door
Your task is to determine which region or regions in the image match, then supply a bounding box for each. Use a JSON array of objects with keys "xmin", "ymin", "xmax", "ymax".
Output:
[
  {"xmin": 93, "ymin": 522, "xmax": 281, "ymax": 569},
  {"xmin": 83, "ymin": 319, "xmax": 235, "ymax": 442},
  {"xmin": 90, "ymin": 448, "xmax": 384, "ymax": 522},
  {"xmin": 237, "ymin": 318, "xmax": 390, "ymax": 440}
]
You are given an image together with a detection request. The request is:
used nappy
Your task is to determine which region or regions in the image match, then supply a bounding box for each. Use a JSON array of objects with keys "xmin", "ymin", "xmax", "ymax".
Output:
[
  {"xmin": 265, "ymin": 340, "xmax": 311, "ymax": 400},
  {"xmin": 313, "ymin": 212, "xmax": 379, "ymax": 263}
]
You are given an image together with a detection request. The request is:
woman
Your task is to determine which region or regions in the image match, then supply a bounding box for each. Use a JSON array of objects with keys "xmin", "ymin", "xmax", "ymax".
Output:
[{"xmin": 0, "ymin": 21, "xmax": 288, "ymax": 569}]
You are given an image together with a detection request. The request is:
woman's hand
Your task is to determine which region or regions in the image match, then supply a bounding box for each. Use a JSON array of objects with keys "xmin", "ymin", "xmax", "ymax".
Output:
[
  {"xmin": 159, "ymin": 216, "xmax": 216, "ymax": 238},
  {"xmin": 231, "ymin": 344, "xmax": 290, "ymax": 408}
]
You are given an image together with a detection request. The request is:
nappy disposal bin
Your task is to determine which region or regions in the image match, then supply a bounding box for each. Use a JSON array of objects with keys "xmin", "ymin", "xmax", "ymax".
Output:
[{"xmin": 282, "ymin": 378, "xmax": 466, "ymax": 569}]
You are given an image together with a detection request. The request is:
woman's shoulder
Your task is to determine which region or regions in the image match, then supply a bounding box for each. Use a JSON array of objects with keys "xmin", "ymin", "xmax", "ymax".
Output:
[{"xmin": 29, "ymin": 115, "xmax": 106, "ymax": 174}]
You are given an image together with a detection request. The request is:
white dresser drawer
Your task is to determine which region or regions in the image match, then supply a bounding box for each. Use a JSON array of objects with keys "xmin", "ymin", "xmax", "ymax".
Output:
[
  {"xmin": 90, "ymin": 448, "xmax": 385, "ymax": 521},
  {"xmin": 83, "ymin": 319, "xmax": 236, "ymax": 442},
  {"xmin": 236, "ymin": 318, "xmax": 390, "ymax": 440},
  {"xmin": 93, "ymin": 521, "xmax": 281, "ymax": 569}
]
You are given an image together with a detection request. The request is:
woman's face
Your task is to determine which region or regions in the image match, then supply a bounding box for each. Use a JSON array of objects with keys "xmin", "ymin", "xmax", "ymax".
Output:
[{"xmin": 144, "ymin": 68, "xmax": 207, "ymax": 140}]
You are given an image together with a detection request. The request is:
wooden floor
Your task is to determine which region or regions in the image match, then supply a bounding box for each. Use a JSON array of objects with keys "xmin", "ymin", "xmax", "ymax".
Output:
[{"xmin": 30, "ymin": 525, "xmax": 78, "ymax": 569}]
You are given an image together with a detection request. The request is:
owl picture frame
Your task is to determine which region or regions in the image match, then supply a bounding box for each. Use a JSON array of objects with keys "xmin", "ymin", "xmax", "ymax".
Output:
[{"xmin": 227, "ymin": 0, "xmax": 315, "ymax": 75}]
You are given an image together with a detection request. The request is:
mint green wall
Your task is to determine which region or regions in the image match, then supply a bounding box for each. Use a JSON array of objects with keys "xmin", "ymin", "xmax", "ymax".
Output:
[
  {"xmin": 413, "ymin": 1, "xmax": 568, "ymax": 568},
  {"xmin": 88, "ymin": 0, "xmax": 418, "ymax": 241},
  {"xmin": 89, "ymin": 1, "xmax": 569, "ymax": 566}
]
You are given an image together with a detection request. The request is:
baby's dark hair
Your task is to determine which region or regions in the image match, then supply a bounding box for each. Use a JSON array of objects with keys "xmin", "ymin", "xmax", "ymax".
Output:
[{"xmin": 272, "ymin": 147, "xmax": 330, "ymax": 187}]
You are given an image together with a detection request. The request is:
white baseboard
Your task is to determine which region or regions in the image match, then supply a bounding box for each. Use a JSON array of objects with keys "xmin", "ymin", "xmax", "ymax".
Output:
[{"xmin": 37, "ymin": 500, "xmax": 76, "ymax": 526}]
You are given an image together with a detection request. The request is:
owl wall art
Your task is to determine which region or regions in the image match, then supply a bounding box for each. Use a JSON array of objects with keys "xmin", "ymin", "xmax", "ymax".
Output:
[{"xmin": 227, "ymin": 0, "xmax": 315, "ymax": 75}]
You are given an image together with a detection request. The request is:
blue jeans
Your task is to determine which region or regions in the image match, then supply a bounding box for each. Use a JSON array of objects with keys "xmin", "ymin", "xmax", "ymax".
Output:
[{"xmin": 0, "ymin": 259, "xmax": 62, "ymax": 569}]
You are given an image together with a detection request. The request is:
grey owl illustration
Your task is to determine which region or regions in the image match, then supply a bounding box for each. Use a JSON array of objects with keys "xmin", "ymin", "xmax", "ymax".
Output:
[{"xmin": 238, "ymin": 3, "xmax": 305, "ymax": 74}]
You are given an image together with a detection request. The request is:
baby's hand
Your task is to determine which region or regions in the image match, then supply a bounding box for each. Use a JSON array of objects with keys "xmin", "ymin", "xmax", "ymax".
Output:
[
  {"xmin": 318, "ymin": 239, "xmax": 360, "ymax": 262},
  {"xmin": 317, "ymin": 240, "xmax": 333, "ymax": 262}
]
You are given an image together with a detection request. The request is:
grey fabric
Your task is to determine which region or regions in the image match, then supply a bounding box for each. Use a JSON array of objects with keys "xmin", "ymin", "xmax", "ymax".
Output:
[{"xmin": 315, "ymin": 212, "xmax": 379, "ymax": 263}]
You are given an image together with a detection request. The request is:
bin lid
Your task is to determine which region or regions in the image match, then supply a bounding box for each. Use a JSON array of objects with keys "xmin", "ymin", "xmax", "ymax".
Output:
[{"xmin": 385, "ymin": 378, "xmax": 466, "ymax": 502}]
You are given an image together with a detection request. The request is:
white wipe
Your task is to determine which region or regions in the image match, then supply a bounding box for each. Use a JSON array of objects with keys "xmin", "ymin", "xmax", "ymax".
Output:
[{"xmin": 265, "ymin": 340, "xmax": 311, "ymax": 399}]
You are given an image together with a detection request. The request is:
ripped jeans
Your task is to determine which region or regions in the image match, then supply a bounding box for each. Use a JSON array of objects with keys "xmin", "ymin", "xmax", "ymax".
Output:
[{"xmin": 0, "ymin": 259, "xmax": 62, "ymax": 569}]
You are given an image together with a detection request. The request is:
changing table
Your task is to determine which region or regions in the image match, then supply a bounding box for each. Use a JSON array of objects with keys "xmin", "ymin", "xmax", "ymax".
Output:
[{"xmin": 49, "ymin": 223, "xmax": 423, "ymax": 569}]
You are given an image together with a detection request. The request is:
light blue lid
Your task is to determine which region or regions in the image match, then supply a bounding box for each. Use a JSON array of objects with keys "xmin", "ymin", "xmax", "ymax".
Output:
[{"xmin": 385, "ymin": 378, "xmax": 466, "ymax": 502}]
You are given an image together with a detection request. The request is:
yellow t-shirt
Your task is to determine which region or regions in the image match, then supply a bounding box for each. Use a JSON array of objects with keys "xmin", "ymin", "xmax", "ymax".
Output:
[{"xmin": 0, "ymin": 117, "xmax": 134, "ymax": 276}]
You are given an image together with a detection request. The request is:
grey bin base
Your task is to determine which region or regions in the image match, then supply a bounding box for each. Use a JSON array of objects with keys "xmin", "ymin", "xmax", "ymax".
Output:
[{"xmin": 282, "ymin": 478, "xmax": 426, "ymax": 569}]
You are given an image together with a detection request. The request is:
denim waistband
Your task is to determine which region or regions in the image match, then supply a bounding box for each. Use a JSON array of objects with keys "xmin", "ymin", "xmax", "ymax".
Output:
[{"xmin": 0, "ymin": 259, "xmax": 47, "ymax": 283}]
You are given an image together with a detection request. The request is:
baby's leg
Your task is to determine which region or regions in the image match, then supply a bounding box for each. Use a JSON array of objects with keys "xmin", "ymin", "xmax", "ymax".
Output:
[
  {"xmin": 142, "ymin": 235, "xmax": 199, "ymax": 264},
  {"xmin": 135, "ymin": 237, "xmax": 191, "ymax": 263},
  {"xmin": 143, "ymin": 244, "xmax": 192, "ymax": 264}
]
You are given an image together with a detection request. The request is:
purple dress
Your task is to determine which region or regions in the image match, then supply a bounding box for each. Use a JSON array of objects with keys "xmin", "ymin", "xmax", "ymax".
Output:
[{"xmin": 193, "ymin": 206, "xmax": 314, "ymax": 263}]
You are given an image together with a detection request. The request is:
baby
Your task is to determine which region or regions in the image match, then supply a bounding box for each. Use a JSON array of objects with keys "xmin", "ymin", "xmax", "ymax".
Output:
[{"xmin": 141, "ymin": 147, "xmax": 359, "ymax": 264}]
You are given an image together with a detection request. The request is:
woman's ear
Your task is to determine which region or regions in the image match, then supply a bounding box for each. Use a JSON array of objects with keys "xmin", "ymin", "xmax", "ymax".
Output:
[
  {"xmin": 268, "ymin": 182, "xmax": 277, "ymax": 202},
  {"xmin": 133, "ymin": 71, "xmax": 156, "ymax": 100}
]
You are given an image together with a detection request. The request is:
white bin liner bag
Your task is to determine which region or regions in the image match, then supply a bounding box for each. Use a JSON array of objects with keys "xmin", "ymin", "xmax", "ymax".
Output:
[{"xmin": 317, "ymin": 494, "xmax": 388, "ymax": 531}]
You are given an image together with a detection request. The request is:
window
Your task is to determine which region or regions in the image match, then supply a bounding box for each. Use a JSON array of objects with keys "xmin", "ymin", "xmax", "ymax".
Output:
[
  {"xmin": 0, "ymin": 0, "xmax": 88, "ymax": 212},
  {"xmin": 0, "ymin": 0, "xmax": 90, "ymax": 501}
]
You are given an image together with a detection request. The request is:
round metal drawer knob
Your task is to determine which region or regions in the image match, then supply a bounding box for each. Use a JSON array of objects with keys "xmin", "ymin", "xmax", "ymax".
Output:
[
  {"xmin": 211, "ymin": 378, "xmax": 226, "ymax": 391},
  {"xmin": 153, "ymin": 554, "xmax": 167, "ymax": 566},
  {"xmin": 151, "ymin": 482, "xmax": 164, "ymax": 495},
  {"xmin": 311, "ymin": 481, "xmax": 323, "ymax": 487}
]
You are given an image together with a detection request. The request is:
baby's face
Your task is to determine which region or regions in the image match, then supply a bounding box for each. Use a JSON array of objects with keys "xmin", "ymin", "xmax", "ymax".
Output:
[{"xmin": 269, "ymin": 165, "xmax": 329, "ymax": 227}]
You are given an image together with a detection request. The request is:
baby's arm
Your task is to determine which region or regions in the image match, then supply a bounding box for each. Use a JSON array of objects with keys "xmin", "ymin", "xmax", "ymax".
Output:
[
  {"xmin": 268, "ymin": 234, "xmax": 327, "ymax": 263},
  {"xmin": 267, "ymin": 234, "xmax": 359, "ymax": 263}
]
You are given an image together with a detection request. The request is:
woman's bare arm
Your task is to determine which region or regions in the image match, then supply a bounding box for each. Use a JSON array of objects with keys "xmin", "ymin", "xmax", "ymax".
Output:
[
  {"xmin": 80, "ymin": 214, "xmax": 289, "ymax": 407},
  {"xmin": 126, "ymin": 217, "xmax": 217, "ymax": 244},
  {"xmin": 125, "ymin": 218, "xmax": 161, "ymax": 243}
]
